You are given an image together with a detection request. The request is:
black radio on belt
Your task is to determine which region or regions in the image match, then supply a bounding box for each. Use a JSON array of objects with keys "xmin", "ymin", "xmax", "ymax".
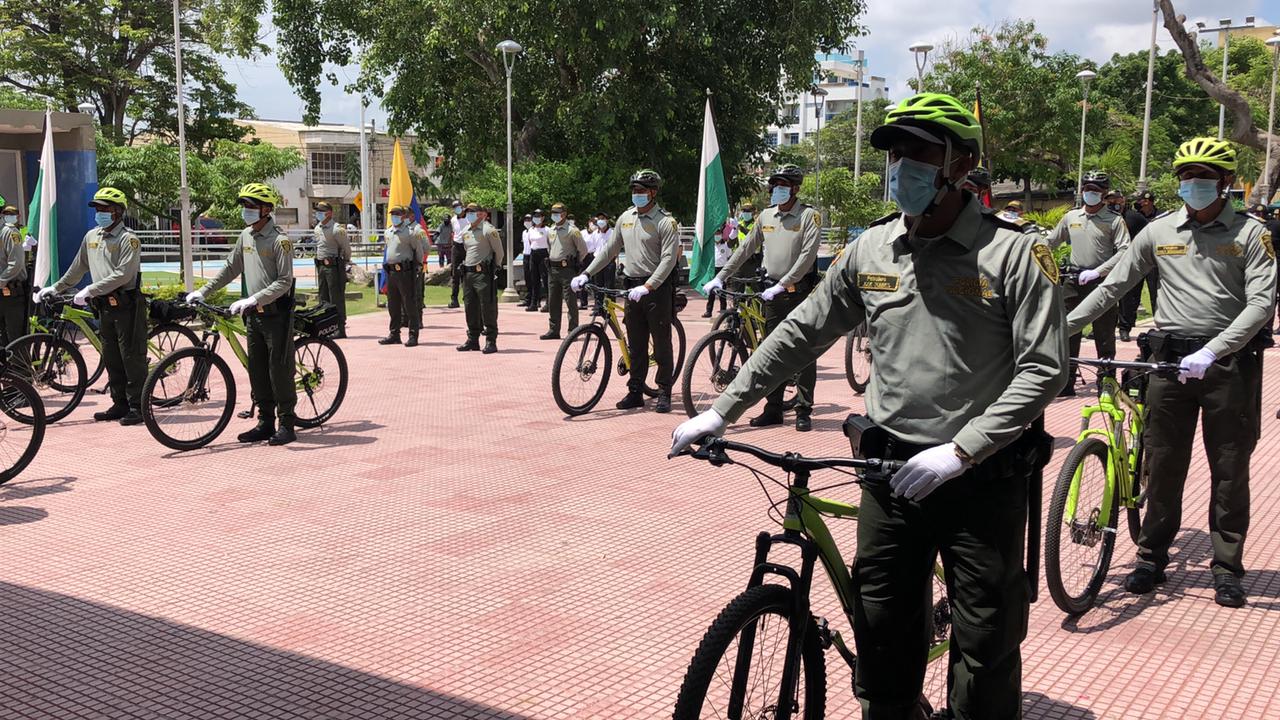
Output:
[
  {"xmin": 317, "ymin": 257, "xmax": 336, "ymax": 267},
  {"xmin": 844, "ymin": 414, "xmax": 889, "ymax": 460}
]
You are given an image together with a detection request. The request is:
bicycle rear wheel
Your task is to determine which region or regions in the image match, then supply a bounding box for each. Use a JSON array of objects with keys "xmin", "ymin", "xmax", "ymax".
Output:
[
  {"xmin": 552, "ymin": 324, "xmax": 612, "ymax": 416},
  {"xmin": 921, "ymin": 565, "xmax": 952, "ymax": 714},
  {"xmin": 1045, "ymin": 437, "xmax": 1117, "ymax": 615},
  {"xmin": 0, "ymin": 373, "xmax": 46, "ymax": 485},
  {"xmin": 147, "ymin": 323, "xmax": 200, "ymax": 372},
  {"xmin": 681, "ymin": 329, "xmax": 747, "ymax": 418},
  {"xmin": 142, "ymin": 347, "xmax": 236, "ymax": 451},
  {"xmin": 60, "ymin": 322, "xmax": 104, "ymax": 388},
  {"xmin": 671, "ymin": 584, "xmax": 825, "ymax": 720},
  {"xmin": 4, "ymin": 334, "xmax": 87, "ymax": 423},
  {"xmin": 844, "ymin": 323, "xmax": 872, "ymax": 395},
  {"xmin": 293, "ymin": 337, "xmax": 348, "ymax": 428},
  {"xmin": 642, "ymin": 316, "xmax": 686, "ymax": 397}
]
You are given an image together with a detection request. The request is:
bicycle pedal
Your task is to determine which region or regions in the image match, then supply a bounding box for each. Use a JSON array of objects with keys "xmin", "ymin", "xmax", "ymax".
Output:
[{"xmin": 815, "ymin": 617, "xmax": 832, "ymax": 649}]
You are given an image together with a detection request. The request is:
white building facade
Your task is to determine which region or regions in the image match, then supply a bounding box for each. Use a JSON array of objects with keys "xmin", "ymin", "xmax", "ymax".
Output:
[{"xmin": 766, "ymin": 58, "xmax": 889, "ymax": 148}]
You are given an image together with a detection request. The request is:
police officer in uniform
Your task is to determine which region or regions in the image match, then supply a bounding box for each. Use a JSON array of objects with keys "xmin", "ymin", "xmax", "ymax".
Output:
[
  {"xmin": 456, "ymin": 204, "xmax": 504, "ymax": 354},
  {"xmin": 448, "ymin": 200, "xmax": 469, "ymax": 309},
  {"xmin": 1067, "ymin": 138, "xmax": 1276, "ymax": 608},
  {"xmin": 701, "ymin": 164, "xmax": 821, "ymax": 431},
  {"xmin": 186, "ymin": 184, "xmax": 299, "ymax": 445},
  {"xmin": 1046, "ymin": 171, "xmax": 1130, "ymax": 395},
  {"xmin": 379, "ymin": 205, "xmax": 427, "ymax": 347},
  {"xmin": 38, "ymin": 188, "xmax": 151, "ymax": 425},
  {"xmin": 312, "ymin": 201, "xmax": 351, "ymax": 338},
  {"xmin": 674, "ymin": 93, "xmax": 1067, "ymax": 719},
  {"xmin": 573, "ymin": 169, "xmax": 681, "ymax": 413},
  {"xmin": 541, "ymin": 202, "xmax": 589, "ymax": 340},
  {"xmin": 0, "ymin": 205, "xmax": 27, "ymax": 346}
]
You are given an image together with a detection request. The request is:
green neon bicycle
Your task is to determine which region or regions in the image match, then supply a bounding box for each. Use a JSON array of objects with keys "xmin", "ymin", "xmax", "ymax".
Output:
[
  {"xmin": 681, "ymin": 279, "xmax": 799, "ymax": 418},
  {"xmin": 550, "ymin": 284, "xmax": 687, "ymax": 416},
  {"xmin": 671, "ymin": 436, "xmax": 950, "ymax": 719},
  {"xmin": 1044, "ymin": 357, "xmax": 1180, "ymax": 615},
  {"xmin": 141, "ymin": 299, "xmax": 348, "ymax": 450}
]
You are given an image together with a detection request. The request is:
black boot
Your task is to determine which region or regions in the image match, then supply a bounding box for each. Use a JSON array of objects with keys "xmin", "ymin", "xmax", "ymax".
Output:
[
  {"xmin": 456, "ymin": 340, "xmax": 480, "ymax": 352},
  {"xmin": 448, "ymin": 299, "xmax": 460, "ymax": 309},
  {"xmin": 405, "ymin": 331, "xmax": 419, "ymax": 348},
  {"xmin": 482, "ymin": 341, "xmax": 498, "ymax": 354},
  {"xmin": 119, "ymin": 408, "xmax": 145, "ymax": 426},
  {"xmin": 268, "ymin": 423, "xmax": 297, "ymax": 446},
  {"xmin": 94, "ymin": 404, "xmax": 129, "ymax": 422},
  {"xmin": 795, "ymin": 412, "xmax": 812, "ymax": 432},
  {"xmin": 1214, "ymin": 575, "xmax": 1247, "ymax": 608},
  {"xmin": 378, "ymin": 332, "xmax": 402, "ymax": 345},
  {"xmin": 654, "ymin": 393, "xmax": 671, "ymax": 414},
  {"xmin": 539, "ymin": 330, "xmax": 560, "ymax": 340},
  {"xmin": 1057, "ymin": 378, "xmax": 1077, "ymax": 398},
  {"xmin": 1123, "ymin": 564, "xmax": 1167, "ymax": 594},
  {"xmin": 749, "ymin": 407, "xmax": 785, "ymax": 428},
  {"xmin": 615, "ymin": 391, "xmax": 645, "ymax": 410},
  {"xmin": 1119, "ymin": 328, "xmax": 1132, "ymax": 342},
  {"xmin": 237, "ymin": 421, "xmax": 276, "ymax": 443}
]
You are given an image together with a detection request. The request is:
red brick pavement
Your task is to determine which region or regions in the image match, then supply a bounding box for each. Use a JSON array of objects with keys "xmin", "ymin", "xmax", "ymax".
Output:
[{"xmin": 2, "ymin": 300, "xmax": 1279, "ymax": 719}]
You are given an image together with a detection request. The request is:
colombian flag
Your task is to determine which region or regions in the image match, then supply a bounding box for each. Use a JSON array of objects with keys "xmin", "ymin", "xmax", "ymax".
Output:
[{"xmin": 386, "ymin": 139, "xmax": 425, "ymax": 229}]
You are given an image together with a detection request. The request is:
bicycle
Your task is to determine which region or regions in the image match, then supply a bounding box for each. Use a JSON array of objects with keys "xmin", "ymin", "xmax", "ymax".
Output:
[
  {"xmin": 550, "ymin": 284, "xmax": 687, "ymax": 416},
  {"xmin": 141, "ymin": 299, "xmax": 349, "ymax": 450},
  {"xmin": 681, "ymin": 279, "xmax": 799, "ymax": 418},
  {"xmin": 671, "ymin": 435, "xmax": 950, "ymax": 719},
  {"xmin": 0, "ymin": 348, "xmax": 47, "ymax": 485},
  {"xmin": 1044, "ymin": 357, "xmax": 1180, "ymax": 615},
  {"xmin": 842, "ymin": 323, "xmax": 871, "ymax": 395}
]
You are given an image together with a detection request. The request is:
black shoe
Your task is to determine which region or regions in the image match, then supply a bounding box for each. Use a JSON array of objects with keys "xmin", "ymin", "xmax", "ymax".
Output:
[
  {"xmin": 540, "ymin": 304, "xmax": 549, "ymax": 313},
  {"xmin": 539, "ymin": 331, "xmax": 560, "ymax": 340},
  {"xmin": 525, "ymin": 305, "xmax": 538, "ymax": 312},
  {"xmin": 119, "ymin": 409, "xmax": 144, "ymax": 426},
  {"xmin": 654, "ymin": 395, "xmax": 671, "ymax": 414},
  {"xmin": 1057, "ymin": 382, "xmax": 1077, "ymax": 398},
  {"xmin": 456, "ymin": 341, "xmax": 480, "ymax": 352},
  {"xmin": 1124, "ymin": 565, "xmax": 1167, "ymax": 594},
  {"xmin": 448, "ymin": 300, "xmax": 460, "ymax": 309},
  {"xmin": 237, "ymin": 422, "xmax": 276, "ymax": 443},
  {"xmin": 795, "ymin": 413, "xmax": 812, "ymax": 432},
  {"xmin": 378, "ymin": 333, "xmax": 402, "ymax": 345},
  {"xmin": 615, "ymin": 392, "xmax": 645, "ymax": 410},
  {"xmin": 93, "ymin": 404, "xmax": 129, "ymax": 422},
  {"xmin": 1119, "ymin": 329, "xmax": 1132, "ymax": 342},
  {"xmin": 579, "ymin": 302, "xmax": 589, "ymax": 309},
  {"xmin": 268, "ymin": 425, "xmax": 296, "ymax": 446},
  {"xmin": 1214, "ymin": 575, "xmax": 1247, "ymax": 608},
  {"xmin": 701, "ymin": 311, "xmax": 712, "ymax": 318},
  {"xmin": 482, "ymin": 341, "xmax": 498, "ymax": 354},
  {"xmin": 335, "ymin": 329, "xmax": 348, "ymax": 339},
  {"xmin": 749, "ymin": 409, "xmax": 786, "ymax": 428},
  {"xmin": 405, "ymin": 332, "xmax": 419, "ymax": 348}
]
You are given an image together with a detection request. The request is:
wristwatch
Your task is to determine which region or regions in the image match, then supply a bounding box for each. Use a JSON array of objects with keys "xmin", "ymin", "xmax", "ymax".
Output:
[{"xmin": 953, "ymin": 444, "xmax": 976, "ymax": 467}]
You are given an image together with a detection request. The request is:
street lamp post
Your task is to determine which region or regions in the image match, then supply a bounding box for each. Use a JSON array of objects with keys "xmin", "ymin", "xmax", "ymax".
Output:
[
  {"xmin": 1262, "ymin": 34, "xmax": 1280, "ymax": 205},
  {"xmin": 908, "ymin": 42, "xmax": 934, "ymax": 90},
  {"xmin": 853, "ymin": 49, "xmax": 865, "ymax": 179},
  {"xmin": 497, "ymin": 39, "xmax": 523, "ymax": 302},
  {"xmin": 812, "ymin": 85, "xmax": 828, "ymax": 226},
  {"xmin": 1137, "ymin": 0, "xmax": 1158, "ymax": 192},
  {"xmin": 1075, "ymin": 69, "xmax": 1097, "ymax": 206},
  {"xmin": 171, "ymin": 0, "xmax": 194, "ymax": 292},
  {"xmin": 1198, "ymin": 17, "xmax": 1256, "ymax": 140}
]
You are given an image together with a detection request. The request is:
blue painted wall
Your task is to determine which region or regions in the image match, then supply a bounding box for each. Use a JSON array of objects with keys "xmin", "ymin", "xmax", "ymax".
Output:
[{"xmin": 21, "ymin": 149, "xmax": 98, "ymax": 282}]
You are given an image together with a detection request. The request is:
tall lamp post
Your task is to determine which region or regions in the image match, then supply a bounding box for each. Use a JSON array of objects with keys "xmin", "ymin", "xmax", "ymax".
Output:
[
  {"xmin": 497, "ymin": 39, "xmax": 523, "ymax": 301},
  {"xmin": 1196, "ymin": 17, "xmax": 1256, "ymax": 140},
  {"xmin": 1137, "ymin": 0, "xmax": 1158, "ymax": 192},
  {"xmin": 853, "ymin": 49, "xmax": 865, "ymax": 179},
  {"xmin": 1261, "ymin": 34, "xmax": 1280, "ymax": 206},
  {"xmin": 812, "ymin": 85, "xmax": 828, "ymax": 226},
  {"xmin": 171, "ymin": 0, "xmax": 194, "ymax": 291},
  {"xmin": 1075, "ymin": 69, "xmax": 1097, "ymax": 206},
  {"xmin": 909, "ymin": 42, "xmax": 934, "ymax": 90}
]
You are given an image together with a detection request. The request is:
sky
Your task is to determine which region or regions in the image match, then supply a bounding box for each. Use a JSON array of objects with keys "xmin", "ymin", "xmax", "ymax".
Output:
[{"xmin": 221, "ymin": 0, "xmax": 1279, "ymax": 128}]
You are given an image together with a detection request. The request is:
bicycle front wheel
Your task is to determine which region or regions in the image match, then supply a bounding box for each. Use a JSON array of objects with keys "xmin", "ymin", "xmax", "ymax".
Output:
[
  {"xmin": 60, "ymin": 322, "xmax": 104, "ymax": 388},
  {"xmin": 681, "ymin": 330, "xmax": 748, "ymax": 418},
  {"xmin": 0, "ymin": 374, "xmax": 46, "ymax": 485},
  {"xmin": 142, "ymin": 347, "xmax": 236, "ymax": 451},
  {"xmin": 643, "ymin": 316, "xmax": 686, "ymax": 397},
  {"xmin": 672, "ymin": 584, "xmax": 825, "ymax": 720},
  {"xmin": 293, "ymin": 337, "xmax": 348, "ymax": 428},
  {"xmin": 552, "ymin": 324, "xmax": 612, "ymax": 416},
  {"xmin": 844, "ymin": 323, "xmax": 872, "ymax": 395},
  {"xmin": 1045, "ymin": 436, "xmax": 1117, "ymax": 615},
  {"xmin": 147, "ymin": 323, "xmax": 200, "ymax": 372},
  {"xmin": 921, "ymin": 565, "xmax": 952, "ymax": 715},
  {"xmin": 4, "ymin": 334, "xmax": 87, "ymax": 423}
]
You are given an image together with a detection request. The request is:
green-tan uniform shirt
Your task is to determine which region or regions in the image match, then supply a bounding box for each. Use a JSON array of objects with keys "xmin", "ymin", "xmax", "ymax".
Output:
[
  {"xmin": 0, "ymin": 224, "xmax": 26, "ymax": 288},
  {"xmin": 716, "ymin": 203, "xmax": 820, "ymax": 287},
  {"xmin": 1067, "ymin": 204, "xmax": 1277, "ymax": 359},
  {"xmin": 462, "ymin": 221, "xmax": 504, "ymax": 266},
  {"xmin": 52, "ymin": 223, "xmax": 141, "ymax": 297},
  {"xmin": 314, "ymin": 221, "xmax": 351, "ymax": 261},
  {"xmin": 384, "ymin": 224, "xmax": 427, "ymax": 264},
  {"xmin": 1046, "ymin": 207, "xmax": 1131, "ymax": 274},
  {"xmin": 203, "ymin": 219, "xmax": 295, "ymax": 305},
  {"xmin": 584, "ymin": 205, "xmax": 680, "ymax": 287},
  {"xmin": 548, "ymin": 223, "xmax": 589, "ymax": 262},
  {"xmin": 712, "ymin": 197, "xmax": 1068, "ymax": 463}
]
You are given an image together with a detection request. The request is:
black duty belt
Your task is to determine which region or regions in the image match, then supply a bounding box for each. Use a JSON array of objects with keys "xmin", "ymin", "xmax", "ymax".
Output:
[
  {"xmin": 463, "ymin": 262, "xmax": 490, "ymax": 273},
  {"xmin": 384, "ymin": 262, "xmax": 418, "ymax": 273},
  {"xmin": 316, "ymin": 257, "xmax": 341, "ymax": 267},
  {"xmin": 552, "ymin": 258, "xmax": 576, "ymax": 268}
]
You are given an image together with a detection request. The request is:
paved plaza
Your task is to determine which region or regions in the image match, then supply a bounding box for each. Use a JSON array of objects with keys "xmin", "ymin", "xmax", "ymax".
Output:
[{"xmin": 2, "ymin": 302, "xmax": 1279, "ymax": 719}]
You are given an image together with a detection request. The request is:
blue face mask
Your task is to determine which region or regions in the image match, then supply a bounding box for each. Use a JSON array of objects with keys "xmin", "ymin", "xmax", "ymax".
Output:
[
  {"xmin": 241, "ymin": 207, "xmax": 261, "ymax": 225},
  {"xmin": 551, "ymin": 213, "xmax": 564, "ymax": 224},
  {"xmin": 631, "ymin": 193, "xmax": 650, "ymax": 209},
  {"xmin": 1178, "ymin": 178, "xmax": 1220, "ymax": 211},
  {"xmin": 2, "ymin": 215, "xmax": 17, "ymax": 226},
  {"xmin": 315, "ymin": 211, "xmax": 328, "ymax": 224},
  {"xmin": 532, "ymin": 216, "xmax": 544, "ymax": 226},
  {"xmin": 466, "ymin": 212, "xmax": 478, "ymax": 225},
  {"xmin": 740, "ymin": 212, "xmax": 753, "ymax": 222},
  {"xmin": 391, "ymin": 215, "xmax": 404, "ymax": 227},
  {"xmin": 770, "ymin": 185, "xmax": 792, "ymax": 206},
  {"xmin": 888, "ymin": 157, "xmax": 942, "ymax": 217},
  {"xmin": 1082, "ymin": 191, "xmax": 1103, "ymax": 207},
  {"xmin": 94, "ymin": 211, "xmax": 115, "ymax": 228},
  {"xmin": 453, "ymin": 206, "xmax": 464, "ymax": 216}
]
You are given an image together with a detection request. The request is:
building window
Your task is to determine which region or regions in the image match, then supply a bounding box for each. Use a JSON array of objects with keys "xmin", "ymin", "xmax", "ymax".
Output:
[
  {"xmin": 309, "ymin": 151, "xmax": 346, "ymax": 186},
  {"xmin": 766, "ymin": 134, "xmax": 779, "ymax": 148},
  {"xmin": 786, "ymin": 133, "xmax": 800, "ymax": 145}
]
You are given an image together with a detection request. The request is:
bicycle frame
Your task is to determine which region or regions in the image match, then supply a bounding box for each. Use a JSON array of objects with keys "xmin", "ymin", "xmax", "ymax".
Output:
[
  {"xmin": 197, "ymin": 314, "xmax": 251, "ymax": 370},
  {"xmin": 1064, "ymin": 375, "xmax": 1145, "ymax": 531},
  {"xmin": 36, "ymin": 302, "xmax": 183, "ymax": 360}
]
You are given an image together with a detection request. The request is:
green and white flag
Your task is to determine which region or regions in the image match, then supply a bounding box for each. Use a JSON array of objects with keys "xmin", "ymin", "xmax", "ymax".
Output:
[
  {"xmin": 27, "ymin": 107, "xmax": 58, "ymax": 289},
  {"xmin": 690, "ymin": 95, "xmax": 729, "ymax": 294}
]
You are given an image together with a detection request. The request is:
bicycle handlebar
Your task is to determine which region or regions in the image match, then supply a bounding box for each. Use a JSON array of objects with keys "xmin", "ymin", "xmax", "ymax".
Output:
[
  {"xmin": 684, "ymin": 436, "xmax": 902, "ymax": 475},
  {"xmin": 184, "ymin": 298, "xmax": 233, "ymax": 318},
  {"xmin": 584, "ymin": 284, "xmax": 629, "ymax": 299},
  {"xmin": 1071, "ymin": 357, "xmax": 1181, "ymax": 375}
]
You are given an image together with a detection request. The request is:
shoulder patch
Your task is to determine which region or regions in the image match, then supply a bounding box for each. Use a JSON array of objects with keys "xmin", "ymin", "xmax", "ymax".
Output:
[
  {"xmin": 1031, "ymin": 243, "xmax": 1059, "ymax": 284},
  {"xmin": 981, "ymin": 211, "xmax": 1025, "ymax": 233},
  {"xmin": 278, "ymin": 237, "xmax": 292, "ymax": 254},
  {"xmin": 1263, "ymin": 230, "xmax": 1275, "ymax": 261},
  {"xmin": 127, "ymin": 236, "xmax": 140, "ymax": 250},
  {"xmin": 866, "ymin": 212, "xmax": 902, "ymax": 229}
]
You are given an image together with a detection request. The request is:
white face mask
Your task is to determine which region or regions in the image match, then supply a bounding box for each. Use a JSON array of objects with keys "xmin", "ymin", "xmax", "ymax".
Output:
[
  {"xmin": 551, "ymin": 213, "xmax": 564, "ymax": 224},
  {"xmin": 523, "ymin": 221, "xmax": 532, "ymax": 229},
  {"xmin": 241, "ymin": 207, "xmax": 262, "ymax": 225},
  {"xmin": 533, "ymin": 216, "xmax": 544, "ymax": 226},
  {"xmin": 770, "ymin": 185, "xmax": 792, "ymax": 206},
  {"xmin": 2, "ymin": 215, "xmax": 16, "ymax": 226}
]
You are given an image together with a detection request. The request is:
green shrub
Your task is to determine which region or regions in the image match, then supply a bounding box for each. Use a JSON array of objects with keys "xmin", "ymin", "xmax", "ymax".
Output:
[{"xmin": 144, "ymin": 282, "xmax": 234, "ymax": 305}]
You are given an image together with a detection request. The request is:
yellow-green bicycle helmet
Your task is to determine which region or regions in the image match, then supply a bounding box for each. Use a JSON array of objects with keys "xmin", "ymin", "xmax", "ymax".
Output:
[
  {"xmin": 1173, "ymin": 137, "xmax": 1236, "ymax": 173},
  {"xmin": 89, "ymin": 186, "xmax": 129, "ymax": 209},
  {"xmin": 237, "ymin": 182, "xmax": 280, "ymax": 206},
  {"xmin": 871, "ymin": 92, "xmax": 983, "ymax": 156}
]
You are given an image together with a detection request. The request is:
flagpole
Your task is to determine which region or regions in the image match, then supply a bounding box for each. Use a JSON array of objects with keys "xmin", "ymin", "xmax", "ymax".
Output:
[
  {"xmin": 975, "ymin": 81, "xmax": 990, "ymax": 175},
  {"xmin": 172, "ymin": 0, "xmax": 194, "ymax": 292}
]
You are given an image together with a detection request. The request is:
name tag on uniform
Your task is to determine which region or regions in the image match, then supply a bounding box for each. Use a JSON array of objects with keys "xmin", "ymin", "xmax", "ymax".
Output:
[
  {"xmin": 857, "ymin": 272, "xmax": 900, "ymax": 292},
  {"xmin": 245, "ymin": 244, "xmax": 257, "ymax": 254},
  {"xmin": 1155, "ymin": 244, "xmax": 1187, "ymax": 256},
  {"xmin": 88, "ymin": 241, "xmax": 100, "ymax": 249},
  {"xmin": 762, "ymin": 225, "xmax": 777, "ymax": 232},
  {"xmin": 621, "ymin": 222, "xmax": 635, "ymax": 229},
  {"xmin": 1069, "ymin": 223, "xmax": 1083, "ymax": 230}
]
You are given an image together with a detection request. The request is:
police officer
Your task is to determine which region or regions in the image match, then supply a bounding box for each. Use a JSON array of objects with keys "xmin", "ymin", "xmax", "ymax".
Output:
[
  {"xmin": 572, "ymin": 169, "xmax": 681, "ymax": 413},
  {"xmin": 701, "ymin": 164, "xmax": 821, "ymax": 431},
  {"xmin": 1066, "ymin": 138, "xmax": 1276, "ymax": 608},
  {"xmin": 541, "ymin": 203, "xmax": 589, "ymax": 340},
  {"xmin": 519, "ymin": 213, "xmax": 534, "ymax": 307},
  {"xmin": 312, "ymin": 201, "xmax": 351, "ymax": 339},
  {"xmin": 0, "ymin": 205, "xmax": 27, "ymax": 346},
  {"xmin": 1046, "ymin": 170, "xmax": 1130, "ymax": 395},
  {"xmin": 186, "ymin": 183, "xmax": 299, "ymax": 445},
  {"xmin": 378, "ymin": 205, "xmax": 427, "ymax": 347},
  {"xmin": 456, "ymin": 204, "xmax": 503, "ymax": 354},
  {"xmin": 674, "ymin": 93, "xmax": 1067, "ymax": 719},
  {"xmin": 448, "ymin": 200, "xmax": 469, "ymax": 309},
  {"xmin": 37, "ymin": 188, "xmax": 150, "ymax": 425},
  {"xmin": 1116, "ymin": 191, "xmax": 1156, "ymax": 342}
]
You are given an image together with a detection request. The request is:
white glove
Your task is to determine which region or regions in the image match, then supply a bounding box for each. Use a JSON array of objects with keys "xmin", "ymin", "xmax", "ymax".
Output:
[
  {"xmin": 34, "ymin": 287, "xmax": 56, "ymax": 303},
  {"xmin": 185, "ymin": 290, "xmax": 205, "ymax": 303},
  {"xmin": 889, "ymin": 443, "xmax": 968, "ymax": 501},
  {"xmin": 228, "ymin": 297, "xmax": 258, "ymax": 315},
  {"xmin": 72, "ymin": 289, "xmax": 90, "ymax": 307},
  {"xmin": 627, "ymin": 285, "xmax": 650, "ymax": 302},
  {"xmin": 1178, "ymin": 347, "xmax": 1217, "ymax": 383},
  {"xmin": 1078, "ymin": 269, "xmax": 1101, "ymax": 285},
  {"xmin": 702, "ymin": 278, "xmax": 724, "ymax": 295},
  {"xmin": 670, "ymin": 408, "xmax": 727, "ymax": 457},
  {"xmin": 21, "ymin": 235, "xmax": 36, "ymax": 250},
  {"xmin": 570, "ymin": 274, "xmax": 590, "ymax": 292},
  {"xmin": 761, "ymin": 284, "xmax": 786, "ymax": 301}
]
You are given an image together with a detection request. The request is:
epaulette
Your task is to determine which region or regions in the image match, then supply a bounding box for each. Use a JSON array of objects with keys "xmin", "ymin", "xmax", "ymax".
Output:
[
  {"xmin": 980, "ymin": 210, "xmax": 1026, "ymax": 233},
  {"xmin": 1242, "ymin": 213, "xmax": 1267, "ymax": 227},
  {"xmin": 866, "ymin": 212, "xmax": 901, "ymax": 229}
]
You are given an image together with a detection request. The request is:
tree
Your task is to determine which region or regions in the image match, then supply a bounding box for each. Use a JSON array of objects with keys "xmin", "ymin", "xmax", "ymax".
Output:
[
  {"xmin": 800, "ymin": 169, "xmax": 892, "ymax": 238},
  {"xmin": 272, "ymin": 0, "xmax": 867, "ymax": 218},
  {"xmin": 776, "ymin": 99, "xmax": 892, "ymax": 182},
  {"xmin": 0, "ymin": 0, "xmax": 265, "ymax": 152}
]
